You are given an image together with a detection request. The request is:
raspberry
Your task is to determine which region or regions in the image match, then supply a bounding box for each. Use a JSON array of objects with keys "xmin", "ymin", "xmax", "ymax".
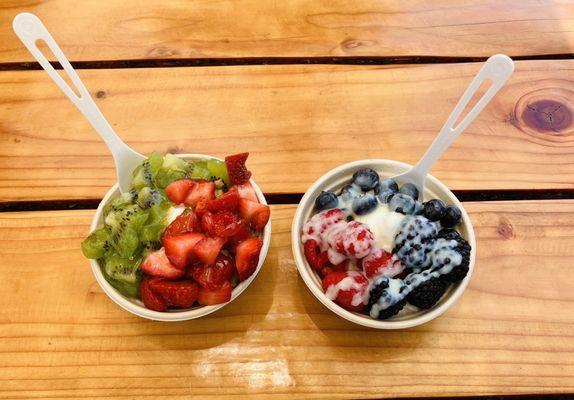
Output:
[
  {"xmin": 393, "ymin": 215, "xmax": 438, "ymax": 270},
  {"xmin": 361, "ymin": 248, "xmax": 405, "ymax": 278},
  {"xmin": 327, "ymin": 221, "xmax": 374, "ymax": 265},
  {"xmin": 301, "ymin": 209, "xmax": 346, "ymax": 250}
]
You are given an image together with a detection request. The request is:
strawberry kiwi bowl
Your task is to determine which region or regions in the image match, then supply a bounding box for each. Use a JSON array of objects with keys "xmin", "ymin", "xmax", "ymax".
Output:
[
  {"xmin": 81, "ymin": 152, "xmax": 270, "ymax": 316},
  {"xmin": 300, "ymin": 167, "xmax": 472, "ymax": 321}
]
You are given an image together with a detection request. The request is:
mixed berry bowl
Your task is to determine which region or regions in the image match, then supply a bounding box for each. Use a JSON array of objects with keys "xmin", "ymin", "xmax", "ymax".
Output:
[
  {"xmin": 292, "ymin": 159, "xmax": 476, "ymax": 329},
  {"xmin": 85, "ymin": 153, "xmax": 271, "ymax": 321}
]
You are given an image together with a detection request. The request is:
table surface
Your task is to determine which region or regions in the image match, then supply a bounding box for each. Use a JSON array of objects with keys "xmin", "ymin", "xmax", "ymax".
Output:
[{"xmin": 1, "ymin": 1, "xmax": 573, "ymax": 399}]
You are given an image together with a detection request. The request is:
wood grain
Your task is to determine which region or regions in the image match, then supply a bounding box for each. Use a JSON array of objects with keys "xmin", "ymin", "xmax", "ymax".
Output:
[
  {"xmin": 0, "ymin": 202, "xmax": 573, "ymax": 399},
  {"xmin": 1, "ymin": 0, "xmax": 574, "ymax": 62},
  {"xmin": 1, "ymin": 60, "xmax": 574, "ymax": 201}
]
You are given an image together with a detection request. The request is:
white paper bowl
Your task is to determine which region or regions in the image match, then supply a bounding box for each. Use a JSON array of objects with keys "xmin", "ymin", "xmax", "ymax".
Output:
[
  {"xmin": 292, "ymin": 159, "xmax": 476, "ymax": 329},
  {"xmin": 88, "ymin": 154, "xmax": 271, "ymax": 321}
]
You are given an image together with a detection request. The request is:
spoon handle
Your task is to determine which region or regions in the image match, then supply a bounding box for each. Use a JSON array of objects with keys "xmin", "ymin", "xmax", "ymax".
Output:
[
  {"xmin": 411, "ymin": 54, "xmax": 514, "ymax": 182},
  {"xmin": 13, "ymin": 13, "xmax": 143, "ymax": 193}
]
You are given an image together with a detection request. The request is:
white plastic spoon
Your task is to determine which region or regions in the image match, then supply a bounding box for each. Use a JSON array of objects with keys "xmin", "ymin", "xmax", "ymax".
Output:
[
  {"xmin": 13, "ymin": 13, "xmax": 144, "ymax": 193},
  {"xmin": 391, "ymin": 54, "xmax": 514, "ymax": 194}
]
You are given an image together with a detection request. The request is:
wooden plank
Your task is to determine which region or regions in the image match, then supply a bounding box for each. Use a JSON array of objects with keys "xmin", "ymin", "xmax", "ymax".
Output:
[
  {"xmin": 1, "ymin": 0, "xmax": 574, "ymax": 62},
  {"xmin": 1, "ymin": 60, "xmax": 574, "ymax": 201},
  {"xmin": 0, "ymin": 202, "xmax": 573, "ymax": 399}
]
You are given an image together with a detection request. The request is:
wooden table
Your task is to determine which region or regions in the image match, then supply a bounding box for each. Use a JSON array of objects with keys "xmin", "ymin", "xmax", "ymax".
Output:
[{"xmin": 1, "ymin": 1, "xmax": 573, "ymax": 399}]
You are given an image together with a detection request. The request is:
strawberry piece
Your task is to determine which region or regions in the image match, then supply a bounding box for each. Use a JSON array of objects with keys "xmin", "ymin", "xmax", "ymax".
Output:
[
  {"xmin": 225, "ymin": 152, "xmax": 252, "ymax": 185},
  {"xmin": 197, "ymin": 281, "xmax": 233, "ymax": 306},
  {"xmin": 190, "ymin": 254, "xmax": 236, "ymax": 289},
  {"xmin": 193, "ymin": 236, "xmax": 227, "ymax": 265},
  {"xmin": 322, "ymin": 271, "xmax": 369, "ymax": 312},
  {"xmin": 166, "ymin": 179, "xmax": 194, "ymax": 205},
  {"xmin": 195, "ymin": 199, "xmax": 208, "ymax": 216},
  {"xmin": 304, "ymin": 239, "xmax": 330, "ymax": 272},
  {"xmin": 361, "ymin": 248, "xmax": 405, "ymax": 278},
  {"xmin": 141, "ymin": 248, "xmax": 185, "ymax": 279},
  {"xmin": 202, "ymin": 210, "xmax": 245, "ymax": 238},
  {"xmin": 184, "ymin": 180, "xmax": 215, "ymax": 208},
  {"xmin": 163, "ymin": 209, "xmax": 201, "ymax": 239},
  {"xmin": 231, "ymin": 182, "xmax": 259, "ymax": 202},
  {"xmin": 207, "ymin": 190, "xmax": 240, "ymax": 212},
  {"xmin": 238, "ymin": 199, "xmax": 270, "ymax": 230},
  {"xmin": 140, "ymin": 277, "xmax": 168, "ymax": 311},
  {"xmin": 228, "ymin": 222, "xmax": 251, "ymax": 245},
  {"xmin": 235, "ymin": 236, "xmax": 263, "ymax": 281},
  {"xmin": 148, "ymin": 279, "xmax": 198, "ymax": 308},
  {"xmin": 163, "ymin": 232, "xmax": 205, "ymax": 269}
]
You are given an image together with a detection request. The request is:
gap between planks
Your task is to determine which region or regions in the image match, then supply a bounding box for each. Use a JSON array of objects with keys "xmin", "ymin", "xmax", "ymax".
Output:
[{"xmin": 1, "ymin": 54, "xmax": 574, "ymax": 71}]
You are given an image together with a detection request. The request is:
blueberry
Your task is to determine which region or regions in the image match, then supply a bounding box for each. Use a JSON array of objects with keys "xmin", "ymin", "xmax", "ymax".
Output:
[
  {"xmin": 399, "ymin": 183, "xmax": 419, "ymax": 200},
  {"xmin": 379, "ymin": 178, "xmax": 399, "ymax": 193},
  {"xmin": 389, "ymin": 193, "xmax": 415, "ymax": 214},
  {"xmin": 352, "ymin": 168, "xmax": 379, "ymax": 191},
  {"xmin": 441, "ymin": 205, "xmax": 462, "ymax": 227},
  {"xmin": 339, "ymin": 184, "xmax": 361, "ymax": 201},
  {"xmin": 423, "ymin": 199, "xmax": 447, "ymax": 221},
  {"xmin": 377, "ymin": 189, "xmax": 395, "ymax": 204},
  {"xmin": 414, "ymin": 200, "xmax": 425, "ymax": 215},
  {"xmin": 315, "ymin": 191, "xmax": 338, "ymax": 211},
  {"xmin": 352, "ymin": 194, "xmax": 378, "ymax": 215}
]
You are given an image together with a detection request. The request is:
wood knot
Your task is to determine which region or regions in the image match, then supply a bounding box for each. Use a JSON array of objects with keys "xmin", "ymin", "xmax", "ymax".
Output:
[
  {"xmin": 147, "ymin": 47, "xmax": 181, "ymax": 57},
  {"xmin": 497, "ymin": 217, "xmax": 515, "ymax": 240},
  {"xmin": 341, "ymin": 38, "xmax": 363, "ymax": 50},
  {"xmin": 167, "ymin": 146, "xmax": 184, "ymax": 154},
  {"xmin": 512, "ymin": 87, "xmax": 574, "ymax": 142},
  {"xmin": 95, "ymin": 90, "xmax": 106, "ymax": 99}
]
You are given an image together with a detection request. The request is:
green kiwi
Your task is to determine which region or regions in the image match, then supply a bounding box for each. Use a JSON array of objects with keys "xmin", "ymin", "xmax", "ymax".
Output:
[
  {"xmin": 108, "ymin": 224, "xmax": 139, "ymax": 259},
  {"xmin": 81, "ymin": 227, "xmax": 110, "ymax": 259},
  {"xmin": 206, "ymin": 159, "xmax": 230, "ymax": 185},
  {"xmin": 190, "ymin": 161, "xmax": 211, "ymax": 180}
]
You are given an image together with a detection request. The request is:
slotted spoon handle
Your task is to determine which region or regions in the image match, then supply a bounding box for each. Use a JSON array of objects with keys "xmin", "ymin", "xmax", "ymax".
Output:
[{"xmin": 13, "ymin": 12, "xmax": 144, "ymax": 193}]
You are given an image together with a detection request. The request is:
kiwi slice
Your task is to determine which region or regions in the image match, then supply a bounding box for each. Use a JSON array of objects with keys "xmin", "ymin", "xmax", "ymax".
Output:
[
  {"xmin": 206, "ymin": 159, "xmax": 230, "ymax": 185},
  {"xmin": 81, "ymin": 227, "xmax": 110, "ymax": 259},
  {"xmin": 103, "ymin": 252, "xmax": 141, "ymax": 283},
  {"xmin": 190, "ymin": 161, "xmax": 211, "ymax": 180}
]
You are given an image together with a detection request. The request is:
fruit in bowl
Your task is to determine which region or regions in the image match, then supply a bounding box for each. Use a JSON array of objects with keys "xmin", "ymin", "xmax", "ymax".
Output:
[
  {"xmin": 81, "ymin": 152, "xmax": 270, "ymax": 314},
  {"xmin": 299, "ymin": 165, "xmax": 472, "ymax": 322}
]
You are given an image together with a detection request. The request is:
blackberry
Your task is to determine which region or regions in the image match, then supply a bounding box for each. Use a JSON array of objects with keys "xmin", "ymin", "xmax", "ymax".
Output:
[
  {"xmin": 433, "ymin": 235, "xmax": 471, "ymax": 283},
  {"xmin": 437, "ymin": 228, "xmax": 461, "ymax": 241},
  {"xmin": 407, "ymin": 278, "xmax": 449, "ymax": 309},
  {"xmin": 393, "ymin": 216, "xmax": 438, "ymax": 269},
  {"xmin": 367, "ymin": 278, "xmax": 407, "ymax": 320}
]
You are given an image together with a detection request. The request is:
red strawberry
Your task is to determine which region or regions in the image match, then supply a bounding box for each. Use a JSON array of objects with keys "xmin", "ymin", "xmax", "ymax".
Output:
[
  {"xmin": 163, "ymin": 232, "xmax": 205, "ymax": 269},
  {"xmin": 184, "ymin": 180, "xmax": 215, "ymax": 208},
  {"xmin": 322, "ymin": 271, "xmax": 369, "ymax": 312},
  {"xmin": 140, "ymin": 277, "xmax": 168, "ymax": 311},
  {"xmin": 195, "ymin": 199, "xmax": 208, "ymax": 216},
  {"xmin": 238, "ymin": 199, "xmax": 270, "ymax": 230},
  {"xmin": 141, "ymin": 248, "xmax": 185, "ymax": 279},
  {"xmin": 202, "ymin": 210, "xmax": 245, "ymax": 238},
  {"xmin": 304, "ymin": 239, "xmax": 330, "ymax": 272},
  {"xmin": 193, "ymin": 236, "xmax": 227, "ymax": 265},
  {"xmin": 163, "ymin": 209, "xmax": 201, "ymax": 239},
  {"xmin": 190, "ymin": 254, "xmax": 235, "ymax": 289},
  {"xmin": 197, "ymin": 281, "xmax": 233, "ymax": 305},
  {"xmin": 361, "ymin": 248, "xmax": 404, "ymax": 278},
  {"xmin": 231, "ymin": 182, "xmax": 259, "ymax": 203},
  {"xmin": 148, "ymin": 279, "xmax": 198, "ymax": 308},
  {"xmin": 166, "ymin": 179, "xmax": 194, "ymax": 205},
  {"xmin": 225, "ymin": 152, "xmax": 252, "ymax": 185},
  {"xmin": 207, "ymin": 190, "xmax": 240, "ymax": 212},
  {"xmin": 235, "ymin": 236, "xmax": 263, "ymax": 281},
  {"xmin": 228, "ymin": 222, "xmax": 251, "ymax": 245}
]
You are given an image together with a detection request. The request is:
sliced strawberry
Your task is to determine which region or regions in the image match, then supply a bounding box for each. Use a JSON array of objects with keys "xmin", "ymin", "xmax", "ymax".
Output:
[
  {"xmin": 141, "ymin": 248, "xmax": 185, "ymax": 279},
  {"xmin": 231, "ymin": 182, "xmax": 259, "ymax": 203},
  {"xmin": 304, "ymin": 239, "xmax": 330, "ymax": 272},
  {"xmin": 148, "ymin": 279, "xmax": 198, "ymax": 308},
  {"xmin": 163, "ymin": 232, "xmax": 205, "ymax": 269},
  {"xmin": 225, "ymin": 152, "xmax": 252, "ymax": 185},
  {"xmin": 197, "ymin": 281, "xmax": 233, "ymax": 306},
  {"xmin": 166, "ymin": 179, "xmax": 194, "ymax": 205},
  {"xmin": 202, "ymin": 210, "xmax": 245, "ymax": 238},
  {"xmin": 322, "ymin": 271, "xmax": 369, "ymax": 312},
  {"xmin": 238, "ymin": 198, "xmax": 270, "ymax": 230},
  {"xmin": 163, "ymin": 209, "xmax": 201, "ymax": 239},
  {"xmin": 195, "ymin": 199, "xmax": 208, "ymax": 216},
  {"xmin": 190, "ymin": 254, "xmax": 236, "ymax": 289},
  {"xmin": 207, "ymin": 190, "xmax": 240, "ymax": 212},
  {"xmin": 140, "ymin": 277, "xmax": 168, "ymax": 311},
  {"xmin": 184, "ymin": 180, "xmax": 215, "ymax": 208},
  {"xmin": 235, "ymin": 236, "xmax": 263, "ymax": 281},
  {"xmin": 193, "ymin": 236, "xmax": 227, "ymax": 265},
  {"xmin": 228, "ymin": 222, "xmax": 251, "ymax": 245}
]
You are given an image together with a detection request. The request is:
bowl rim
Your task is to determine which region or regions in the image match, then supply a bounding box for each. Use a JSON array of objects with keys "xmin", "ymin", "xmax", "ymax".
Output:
[
  {"xmin": 291, "ymin": 159, "xmax": 476, "ymax": 329},
  {"xmin": 88, "ymin": 153, "xmax": 272, "ymax": 322}
]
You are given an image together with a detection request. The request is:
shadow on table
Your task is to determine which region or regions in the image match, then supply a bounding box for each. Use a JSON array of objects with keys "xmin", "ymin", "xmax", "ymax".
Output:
[{"xmin": 297, "ymin": 276, "xmax": 426, "ymax": 361}]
